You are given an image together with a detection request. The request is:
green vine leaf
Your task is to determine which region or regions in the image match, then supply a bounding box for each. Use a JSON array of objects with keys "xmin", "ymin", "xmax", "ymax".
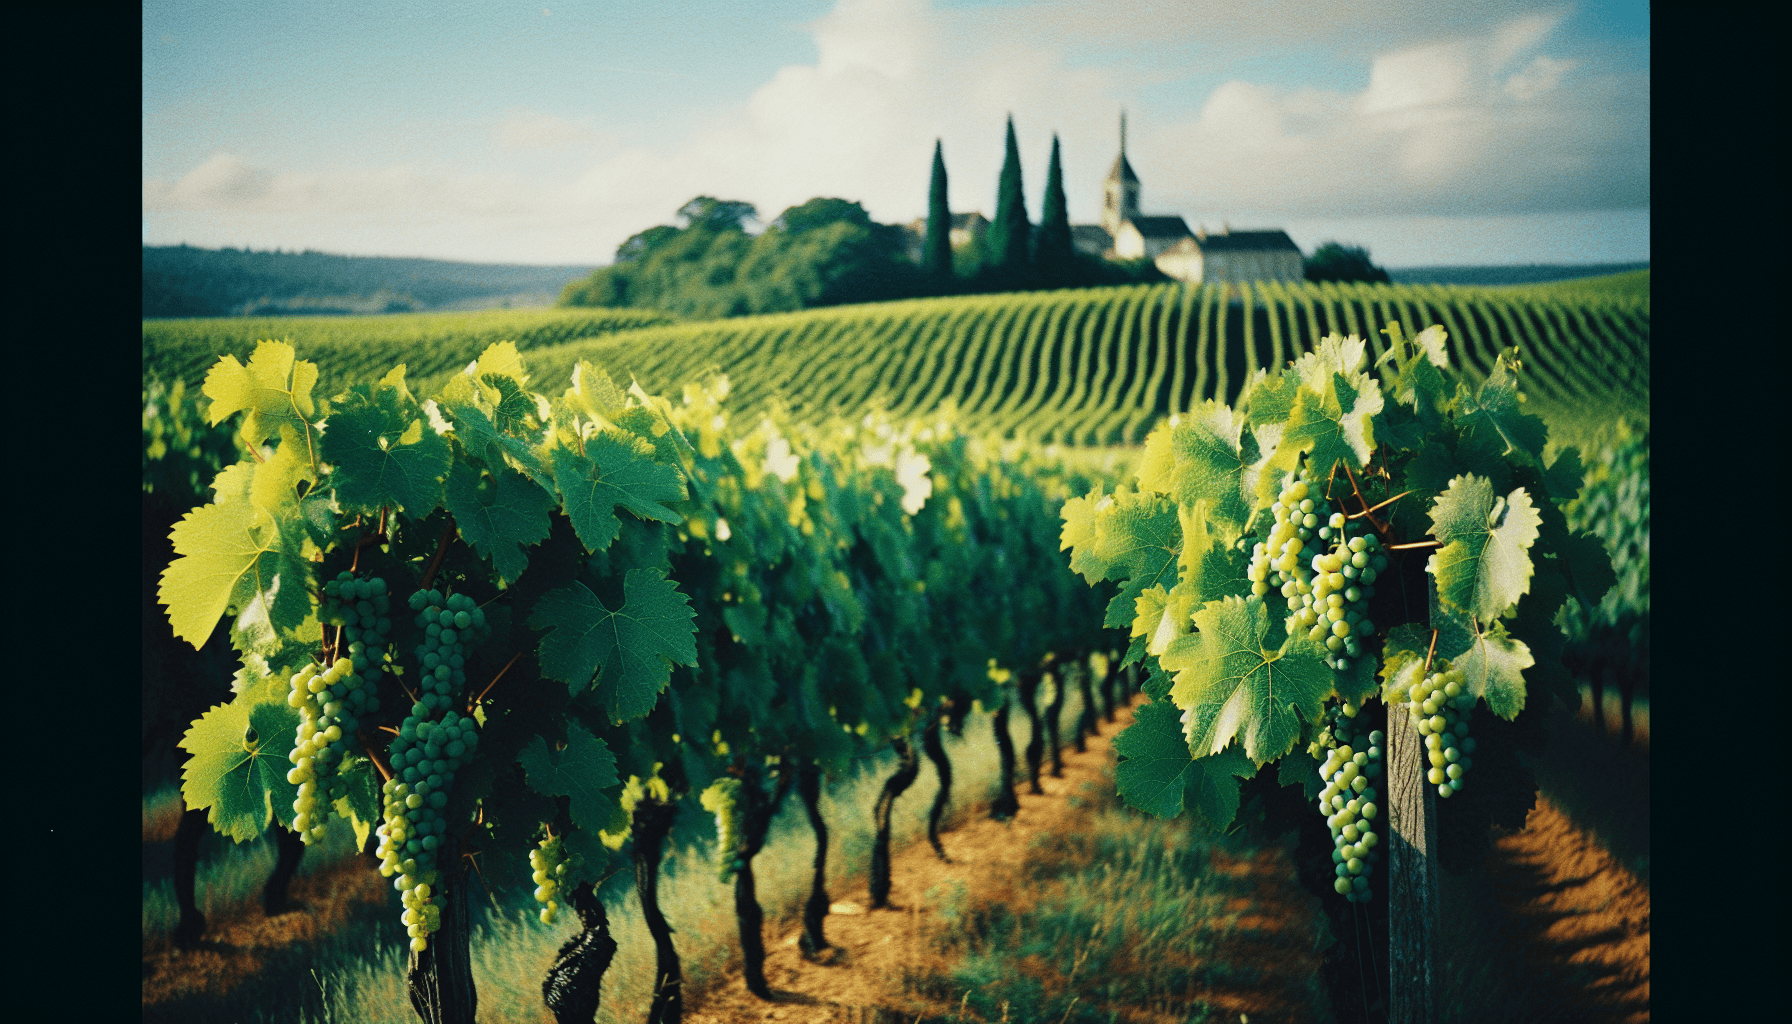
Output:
[
  {"xmin": 1428, "ymin": 475, "xmax": 1543, "ymax": 621},
  {"xmin": 179, "ymin": 690, "xmax": 301, "ymax": 842},
  {"xmin": 517, "ymin": 721, "xmax": 622, "ymax": 834},
  {"xmin": 1135, "ymin": 402, "xmax": 1260, "ymax": 532},
  {"xmin": 201, "ymin": 341, "xmax": 320, "ymax": 455},
  {"xmin": 1112, "ymin": 698, "xmax": 1256, "ymax": 828},
  {"xmin": 319, "ymin": 373, "xmax": 450, "ymax": 517},
  {"xmin": 1429, "ymin": 578, "xmax": 1534, "ymax": 718},
  {"xmin": 159, "ymin": 449, "xmax": 315, "ymax": 649},
  {"xmin": 531, "ymin": 568, "xmax": 699, "ymax": 722},
  {"xmin": 1452, "ymin": 355, "xmax": 1547, "ymax": 467},
  {"xmin": 444, "ymin": 460, "xmax": 555, "ymax": 585},
  {"xmin": 1161, "ymin": 597, "xmax": 1332, "ymax": 764},
  {"xmin": 552, "ymin": 431, "xmax": 687, "ymax": 554}
]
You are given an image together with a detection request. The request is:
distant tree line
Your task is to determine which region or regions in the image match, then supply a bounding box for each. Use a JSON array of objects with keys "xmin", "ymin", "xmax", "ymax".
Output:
[
  {"xmin": 141, "ymin": 245, "xmax": 600, "ymax": 318},
  {"xmin": 561, "ymin": 116, "xmax": 1166, "ymax": 319}
]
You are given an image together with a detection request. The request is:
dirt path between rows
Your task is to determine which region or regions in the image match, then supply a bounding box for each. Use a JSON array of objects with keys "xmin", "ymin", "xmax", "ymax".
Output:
[
  {"xmin": 144, "ymin": 695, "xmax": 1649, "ymax": 1024},
  {"xmin": 1462, "ymin": 794, "xmax": 1651, "ymax": 1023},
  {"xmin": 684, "ymin": 696, "xmax": 1330, "ymax": 1024}
]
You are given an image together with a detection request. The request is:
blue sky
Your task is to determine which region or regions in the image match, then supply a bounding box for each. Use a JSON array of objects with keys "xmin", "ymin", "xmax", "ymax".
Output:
[{"xmin": 142, "ymin": 0, "xmax": 1649, "ymax": 267}]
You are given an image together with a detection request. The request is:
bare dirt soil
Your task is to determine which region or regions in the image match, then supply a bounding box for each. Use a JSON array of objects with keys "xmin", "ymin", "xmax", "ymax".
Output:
[
  {"xmin": 683, "ymin": 697, "xmax": 1330, "ymax": 1024},
  {"xmin": 143, "ymin": 696, "xmax": 1649, "ymax": 1024}
]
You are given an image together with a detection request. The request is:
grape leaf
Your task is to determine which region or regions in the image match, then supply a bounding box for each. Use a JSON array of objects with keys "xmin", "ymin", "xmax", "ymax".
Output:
[
  {"xmin": 202, "ymin": 341, "xmax": 319, "ymax": 451},
  {"xmin": 1135, "ymin": 402, "xmax": 1259, "ymax": 531},
  {"xmin": 1278, "ymin": 748, "xmax": 1324, "ymax": 802},
  {"xmin": 330, "ymin": 757, "xmax": 381, "ymax": 852},
  {"xmin": 1377, "ymin": 323, "xmax": 1451, "ymax": 422},
  {"xmin": 531, "ymin": 568, "xmax": 699, "ymax": 722},
  {"xmin": 1242, "ymin": 369, "xmax": 1299, "ymax": 427},
  {"xmin": 180, "ymin": 692, "xmax": 301, "ymax": 842},
  {"xmin": 1429, "ymin": 579, "xmax": 1533, "ymax": 718},
  {"xmin": 517, "ymin": 720, "xmax": 622, "ymax": 834},
  {"xmin": 1176, "ymin": 503, "xmax": 1251, "ymax": 606},
  {"xmin": 1161, "ymin": 597, "xmax": 1333, "ymax": 764},
  {"xmin": 445, "ymin": 459, "xmax": 555, "ymax": 585},
  {"xmin": 1112, "ymin": 698, "xmax": 1256, "ymax": 829},
  {"xmin": 320, "ymin": 378, "xmax": 450, "ymax": 517},
  {"xmin": 1282, "ymin": 371, "xmax": 1384, "ymax": 478},
  {"xmin": 552, "ymin": 432, "xmax": 687, "ymax": 554},
  {"xmin": 1428, "ymin": 476, "xmax": 1542, "ymax": 621},
  {"xmin": 439, "ymin": 399, "xmax": 554, "ymax": 492},
  {"xmin": 159, "ymin": 457, "xmax": 315, "ymax": 649},
  {"xmin": 1453, "ymin": 356, "xmax": 1546, "ymax": 467}
]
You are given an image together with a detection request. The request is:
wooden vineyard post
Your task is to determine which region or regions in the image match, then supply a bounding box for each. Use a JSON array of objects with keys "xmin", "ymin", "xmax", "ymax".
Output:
[{"xmin": 1386, "ymin": 710, "xmax": 1439, "ymax": 1023}]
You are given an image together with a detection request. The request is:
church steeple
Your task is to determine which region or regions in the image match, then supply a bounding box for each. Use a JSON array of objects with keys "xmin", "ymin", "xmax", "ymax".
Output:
[{"xmin": 1102, "ymin": 109, "xmax": 1140, "ymax": 237}]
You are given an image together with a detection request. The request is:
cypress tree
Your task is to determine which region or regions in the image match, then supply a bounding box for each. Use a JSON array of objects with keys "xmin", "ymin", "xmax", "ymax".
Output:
[
  {"xmin": 1033, "ymin": 133, "xmax": 1073, "ymax": 285},
  {"xmin": 985, "ymin": 114, "xmax": 1031, "ymax": 286},
  {"xmin": 923, "ymin": 139, "xmax": 953, "ymax": 284}
]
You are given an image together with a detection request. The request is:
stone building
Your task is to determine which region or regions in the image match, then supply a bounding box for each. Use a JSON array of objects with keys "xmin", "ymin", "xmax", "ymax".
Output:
[
  {"xmin": 904, "ymin": 211, "xmax": 989, "ymax": 262},
  {"xmin": 1155, "ymin": 229, "xmax": 1305, "ymax": 285},
  {"xmin": 1074, "ymin": 113, "xmax": 1306, "ymax": 284}
]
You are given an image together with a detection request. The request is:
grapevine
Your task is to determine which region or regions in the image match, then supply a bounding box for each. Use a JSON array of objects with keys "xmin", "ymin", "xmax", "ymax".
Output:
[
  {"xmin": 159, "ymin": 338, "xmax": 1116, "ymax": 1021},
  {"xmin": 1061, "ymin": 324, "xmax": 1618, "ymax": 1016}
]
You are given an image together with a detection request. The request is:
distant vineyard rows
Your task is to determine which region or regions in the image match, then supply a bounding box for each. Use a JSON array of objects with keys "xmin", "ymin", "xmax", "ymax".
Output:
[
  {"xmin": 141, "ymin": 307, "xmax": 678, "ymax": 390},
  {"xmin": 519, "ymin": 280, "xmax": 1649, "ymax": 444}
]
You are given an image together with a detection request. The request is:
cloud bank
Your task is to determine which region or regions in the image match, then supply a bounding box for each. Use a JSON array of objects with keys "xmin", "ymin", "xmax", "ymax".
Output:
[{"xmin": 142, "ymin": 1, "xmax": 1647, "ymax": 264}]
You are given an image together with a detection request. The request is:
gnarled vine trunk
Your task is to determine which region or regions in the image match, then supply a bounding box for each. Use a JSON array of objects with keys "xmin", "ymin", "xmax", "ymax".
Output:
[
  {"xmin": 632, "ymin": 795, "xmax": 683, "ymax": 1024},
  {"xmin": 542, "ymin": 882, "xmax": 618, "ymax": 1024},
  {"xmin": 1076, "ymin": 664, "xmax": 1100, "ymax": 748},
  {"xmin": 262, "ymin": 823, "xmax": 306, "ymax": 916},
  {"xmin": 796, "ymin": 760, "xmax": 832, "ymax": 956},
  {"xmin": 1016, "ymin": 670, "xmax": 1045, "ymax": 794},
  {"xmin": 1099, "ymin": 656, "xmax": 1118, "ymax": 722},
  {"xmin": 735, "ymin": 764, "xmax": 796, "ymax": 998},
  {"xmin": 407, "ymin": 830, "xmax": 478, "ymax": 1024},
  {"xmin": 869, "ymin": 738, "xmax": 921, "ymax": 908},
  {"xmin": 989, "ymin": 698, "xmax": 1020, "ymax": 820},
  {"xmin": 1043, "ymin": 664, "xmax": 1067, "ymax": 778},
  {"xmin": 173, "ymin": 803, "xmax": 208, "ymax": 949},
  {"xmin": 920, "ymin": 717, "xmax": 952, "ymax": 860}
]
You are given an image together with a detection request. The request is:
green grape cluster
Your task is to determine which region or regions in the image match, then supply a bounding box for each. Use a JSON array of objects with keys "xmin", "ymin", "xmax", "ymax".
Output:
[
  {"xmin": 530, "ymin": 834, "xmax": 583, "ymax": 925},
  {"xmin": 373, "ymin": 587, "xmax": 490, "ymax": 953},
  {"xmin": 1311, "ymin": 701, "xmax": 1384, "ymax": 903},
  {"xmin": 408, "ymin": 589, "xmax": 490, "ymax": 713},
  {"xmin": 700, "ymin": 777, "xmax": 744, "ymax": 883},
  {"xmin": 1403, "ymin": 665, "xmax": 1477, "ymax": 798},
  {"xmin": 285, "ymin": 572, "xmax": 390, "ymax": 844},
  {"xmin": 376, "ymin": 706, "xmax": 481, "ymax": 952},
  {"xmin": 1244, "ymin": 469, "xmax": 1389, "ymax": 672}
]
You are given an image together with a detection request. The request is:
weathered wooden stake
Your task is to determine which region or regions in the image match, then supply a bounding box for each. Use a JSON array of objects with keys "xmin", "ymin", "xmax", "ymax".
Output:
[{"xmin": 1387, "ymin": 710, "xmax": 1439, "ymax": 1024}]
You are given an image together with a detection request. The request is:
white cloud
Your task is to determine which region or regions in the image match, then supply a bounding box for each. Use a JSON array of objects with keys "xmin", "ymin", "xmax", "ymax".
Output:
[
  {"xmin": 1504, "ymin": 55, "xmax": 1579, "ymax": 100},
  {"xmin": 142, "ymin": 1, "xmax": 1645, "ymax": 264},
  {"xmin": 491, "ymin": 109, "xmax": 602, "ymax": 150}
]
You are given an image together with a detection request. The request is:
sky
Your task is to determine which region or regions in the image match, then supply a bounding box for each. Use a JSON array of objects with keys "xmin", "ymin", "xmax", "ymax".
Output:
[{"xmin": 142, "ymin": 0, "xmax": 1649, "ymax": 268}]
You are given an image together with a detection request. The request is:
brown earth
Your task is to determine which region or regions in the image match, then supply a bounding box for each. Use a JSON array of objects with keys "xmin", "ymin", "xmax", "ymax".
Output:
[
  {"xmin": 142, "ymin": 853, "xmax": 391, "ymax": 1008},
  {"xmin": 142, "ymin": 696, "xmax": 1650, "ymax": 1024},
  {"xmin": 1458, "ymin": 795, "xmax": 1651, "ymax": 1023},
  {"xmin": 683, "ymin": 696, "xmax": 1330, "ymax": 1024}
]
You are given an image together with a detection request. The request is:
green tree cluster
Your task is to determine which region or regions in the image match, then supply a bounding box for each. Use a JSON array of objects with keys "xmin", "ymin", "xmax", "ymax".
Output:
[
  {"xmin": 560, "ymin": 196, "xmax": 923, "ymax": 319},
  {"xmin": 1304, "ymin": 242, "xmax": 1391, "ymax": 284}
]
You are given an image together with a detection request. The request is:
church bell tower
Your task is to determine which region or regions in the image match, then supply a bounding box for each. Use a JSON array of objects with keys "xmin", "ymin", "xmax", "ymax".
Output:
[{"xmin": 1101, "ymin": 111, "xmax": 1141, "ymax": 237}]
